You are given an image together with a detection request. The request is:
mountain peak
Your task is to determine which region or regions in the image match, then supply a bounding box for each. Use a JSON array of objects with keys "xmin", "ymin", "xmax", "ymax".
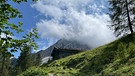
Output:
[{"xmin": 37, "ymin": 39, "xmax": 91, "ymax": 58}]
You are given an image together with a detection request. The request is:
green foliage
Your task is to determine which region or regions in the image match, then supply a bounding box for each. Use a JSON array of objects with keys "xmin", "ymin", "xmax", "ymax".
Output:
[
  {"xmin": 34, "ymin": 54, "xmax": 41, "ymax": 66},
  {"xmin": 108, "ymin": 0, "xmax": 135, "ymax": 37},
  {"xmin": 117, "ymin": 43, "xmax": 127, "ymax": 59},
  {"xmin": 0, "ymin": 0, "xmax": 38, "ymax": 56},
  {"xmin": 17, "ymin": 46, "xmax": 32, "ymax": 72},
  {"xmin": 18, "ymin": 67, "xmax": 47, "ymax": 76},
  {"xmin": 15, "ymin": 46, "xmax": 41, "ymax": 75},
  {"xmin": 12, "ymin": 0, "xmax": 38, "ymax": 3},
  {"xmin": 0, "ymin": 56, "xmax": 11, "ymax": 76},
  {"xmin": 20, "ymin": 33, "xmax": 135, "ymax": 76},
  {"xmin": 0, "ymin": 0, "xmax": 38, "ymax": 75}
]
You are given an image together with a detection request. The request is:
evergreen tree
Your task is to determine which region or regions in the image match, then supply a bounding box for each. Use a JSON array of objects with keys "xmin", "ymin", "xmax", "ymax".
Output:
[
  {"xmin": 9, "ymin": 57, "xmax": 18, "ymax": 76},
  {"xmin": 0, "ymin": 54, "xmax": 11, "ymax": 76},
  {"xmin": 35, "ymin": 54, "xmax": 41, "ymax": 66},
  {"xmin": 17, "ymin": 46, "xmax": 32, "ymax": 72},
  {"xmin": 16, "ymin": 46, "xmax": 41, "ymax": 75},
  {"xmin": 108, "ymin": 0, "xmax": 135, "ymax": 37}
]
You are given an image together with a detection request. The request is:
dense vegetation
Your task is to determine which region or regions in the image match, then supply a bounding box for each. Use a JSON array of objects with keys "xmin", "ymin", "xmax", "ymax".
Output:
[
  {"xmin": 10, "ymin": 46, "xmax": 41, "ymax": 76},
  {"xmin": 19, "ymin": 33, "xmax": 135, "ymax": 76},
  {"xmin": 0, "ymin": 0, "xmax": 38, "ymax": 75}
]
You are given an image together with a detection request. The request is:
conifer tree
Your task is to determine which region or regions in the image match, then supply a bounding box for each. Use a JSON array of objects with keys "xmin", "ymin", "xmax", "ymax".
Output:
[
  {"xmin": 16, "ymin": 45, "xmax": 41, "ymax": 74},
  {"xmin": 108, "ymin": 0, "xmax": 135, "ymax": 37},
  {"xmin": 17, "ymin": 46, "xmax": 32, "ymax": 72},
  {"xmin": 0, "ymin": 55, "xmax": 11, "ymax": 76},
  {"xmin": 35, "ymin": 54, "xmax": 41, "ymax": 66}
]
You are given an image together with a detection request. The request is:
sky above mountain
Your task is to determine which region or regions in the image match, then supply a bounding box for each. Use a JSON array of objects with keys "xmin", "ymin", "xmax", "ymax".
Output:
[{"xmin": 9, "ymin": 0, "xmax": 116, "ymax": 57}]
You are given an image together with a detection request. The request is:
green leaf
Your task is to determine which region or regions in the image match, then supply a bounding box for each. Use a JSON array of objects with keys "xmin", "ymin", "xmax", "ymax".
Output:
[{"xmin": 18, "ymin": 22, "xmax": 23, "ymax": 26}]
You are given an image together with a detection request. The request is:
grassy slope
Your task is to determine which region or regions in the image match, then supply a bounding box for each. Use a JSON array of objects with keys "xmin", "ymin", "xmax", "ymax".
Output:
[{"xmin": 19, "ymin": 34, "xmax": 135, "ymax": 76}]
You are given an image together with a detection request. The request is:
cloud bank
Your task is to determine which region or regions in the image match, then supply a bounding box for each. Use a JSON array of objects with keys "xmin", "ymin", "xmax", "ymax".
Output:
[{"xmin": 32, "ymin": 0, "xmax": 116, "ymax": 48}]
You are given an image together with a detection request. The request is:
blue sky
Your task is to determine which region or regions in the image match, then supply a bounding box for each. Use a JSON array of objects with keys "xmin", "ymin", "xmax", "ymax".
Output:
[
  {"xmin": 9, "ymin": 1, "xmax": 49, "ymax": 57},
  {"xmin": 9, "ymin": 0, "xmax": 116, "ymax": 58}
]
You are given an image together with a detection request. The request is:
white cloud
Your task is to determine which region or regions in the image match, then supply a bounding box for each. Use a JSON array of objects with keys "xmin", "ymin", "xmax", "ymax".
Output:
[
  {"xmin": 32, "ymin": 0, "xmax": 116, "ymax": 48},
  {"xmin": 37, "ymin": 20, "xmax": 70, "ymax": 39}
]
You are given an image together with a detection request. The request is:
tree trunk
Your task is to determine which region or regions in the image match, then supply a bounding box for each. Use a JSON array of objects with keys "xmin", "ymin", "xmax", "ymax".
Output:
[
  {"xmin": 1, "ymin": 56, "xmax": 5, "ymax": 74},
  {"xmin": 126, "ymin": 0, "xmax": 134, "ymax": 34}
]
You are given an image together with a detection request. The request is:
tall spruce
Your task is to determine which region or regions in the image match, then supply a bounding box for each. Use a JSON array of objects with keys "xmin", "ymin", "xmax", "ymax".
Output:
[
  {"xmin": 108, "ymin": 0, "xmax": 135, "ymax": 37},
  {"xmin": 16, "ymin": 46, "xmax": 41, "ymax": 75},
  {"xmin": 35, "ymin": 54, "xmax": 41, "ymax": 66},
  {"xmin": 17, "ymin": 46, "xmax": 32, "ymax": 72},
  {"xmin": 0, "ymin": 55, "xmax": 11, "ymax": 76}
]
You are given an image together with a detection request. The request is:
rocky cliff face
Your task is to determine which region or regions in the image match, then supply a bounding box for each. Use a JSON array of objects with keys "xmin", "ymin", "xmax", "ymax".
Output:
[{"xmin": 37, "ymin": 39, "xmax": 91, "ymax": 59}]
